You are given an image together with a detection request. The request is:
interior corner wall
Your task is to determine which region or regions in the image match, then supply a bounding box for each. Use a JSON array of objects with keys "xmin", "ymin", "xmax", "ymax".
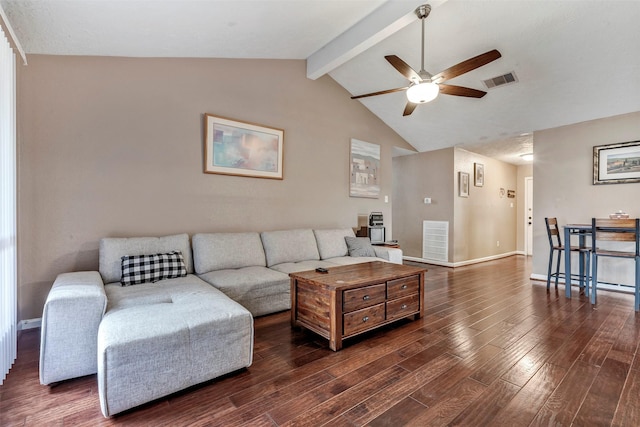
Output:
[
  {"xmin": 453, "ymin": 148, "xmax": 517, "ymax": 263},
  {"xmin": 532, "ymin": 111, "xmax": 640, "ymax": 283},
  {"xmin": 392, "ymin": 148, "xmax": 454, "ymax": 259},
  {"xmin": 392, "ymin": 147, "xmax": 517, "ymax": 264},
  {"xmin": 16, "ymin": 55, "xmax": 415, "ymax": 321},
  {"xmin": 516, "ymin": 163, "xmax": 533, "ymax": 253}
]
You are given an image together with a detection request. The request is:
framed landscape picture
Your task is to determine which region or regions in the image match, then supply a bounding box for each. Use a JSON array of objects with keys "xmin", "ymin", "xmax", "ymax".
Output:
[
  {"xmin": 350, "ymin": 139, "xmax": 380, "ymax": 198},
  {"xmin": 593, "ymin": 140, "xmax": 640, "ymax": 185},
  {"xmin": 204, "ymin": 114, "xmax": 284, "ymax": 179}
]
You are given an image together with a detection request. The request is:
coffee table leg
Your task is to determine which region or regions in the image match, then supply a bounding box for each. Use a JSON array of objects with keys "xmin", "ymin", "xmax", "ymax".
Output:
[
  {"xmin": 330, "ymin": 290, "xmax": 342, "ymax": 351},
  {"xmin": 290, "ymin": 278, "xmax": 298, "ymax": 327}
]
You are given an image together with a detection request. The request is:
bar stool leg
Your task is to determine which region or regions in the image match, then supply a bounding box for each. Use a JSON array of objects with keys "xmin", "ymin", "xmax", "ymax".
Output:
[
  {"xmin": 584, "ymin": 252, "xmax": 590, "ymax": 298},
  {"xmin": 591, "ymin": 255, "xmax": 598, "ymax": 305},
  {"xmin": 635, "ymin": 256, "xmax": 640, "ymax": 312},
  {"xmin": 547, "ymin": 249, "xmax": 554, "ymax": 290},
  {"xmin": 555, "ymin": 249, "xmax": 561, "ymax": 288}
]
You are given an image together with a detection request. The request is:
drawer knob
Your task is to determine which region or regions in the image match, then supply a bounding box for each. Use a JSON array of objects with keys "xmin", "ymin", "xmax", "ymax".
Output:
[
  {"xmin": 401, "ymin": 304, "xmax": 407, "ymax": 309},
  {"xmin": 362, "ymin": 316, "xmax": 369, "ymax": 322},
  {"xmin": 363, "ymin": 295, "xmax": 370, "ymax": 301},
  {"xmin": 402, "ymin": 284, "xmax": 407, "ymax": 289}
]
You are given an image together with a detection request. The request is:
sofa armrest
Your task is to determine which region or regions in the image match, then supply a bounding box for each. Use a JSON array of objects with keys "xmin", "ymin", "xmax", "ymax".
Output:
[
  {"xmin": 40, "ymin": 271, "xmax": 107, "ymax": 385},
  {"xmin": 373, "ymin": 247, "xmax": 403, "ymax": 264}
]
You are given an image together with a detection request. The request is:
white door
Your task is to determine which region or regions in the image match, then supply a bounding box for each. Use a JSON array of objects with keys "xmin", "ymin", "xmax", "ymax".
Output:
[{"xmin": 525, "ymin": 177, "xmax": 534, "ymax": 255}]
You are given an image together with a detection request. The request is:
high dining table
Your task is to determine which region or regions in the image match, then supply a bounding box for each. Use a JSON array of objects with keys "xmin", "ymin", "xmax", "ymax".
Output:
[{"xmin": 563, "ymin": 223, "xmax": 592, "ymax": 298}]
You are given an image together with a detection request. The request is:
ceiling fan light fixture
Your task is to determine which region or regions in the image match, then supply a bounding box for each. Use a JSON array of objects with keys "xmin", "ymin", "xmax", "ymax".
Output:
[{"xmin": 406, "ymin": 81, "xmax": 439, "ymax": 104}]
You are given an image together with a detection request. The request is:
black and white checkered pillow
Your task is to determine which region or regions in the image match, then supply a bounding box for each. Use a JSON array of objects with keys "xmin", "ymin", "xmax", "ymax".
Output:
[{"xmin": 120, "ymin": 250, "xmax": 187, "ymax": 286}]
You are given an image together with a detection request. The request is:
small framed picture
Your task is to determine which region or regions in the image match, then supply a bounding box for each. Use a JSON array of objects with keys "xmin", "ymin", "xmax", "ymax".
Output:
[
  {"xmin": 349, "ymin": 139, "xmax": 380, "ymax": 198},
  {"xmin": 474, "ymin": 163, "xmax": 484, "ymax": 187},
  {"xmin": 459, "ymin": 172, "xmax": 469, "ymax": 197}
]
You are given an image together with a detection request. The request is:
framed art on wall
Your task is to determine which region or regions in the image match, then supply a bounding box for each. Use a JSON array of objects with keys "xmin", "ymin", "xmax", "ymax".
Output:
[
  {"xmin": 350, "ymin": 138, "xmax": 380, "ymax": 198},
  {"xmin": 459, "ymin": 171, "xmax": 469, "ymax": 197},
  {"xmin": 204, "ymin": 113, "xmax": 284, "ymax": 179},
  {"xmin": 474, "ymin": 163, "xmax": 484, "ymax": 187},
  {"xmin": 593, "ymin": 140, "xmax": 640, "ymax": 185}
]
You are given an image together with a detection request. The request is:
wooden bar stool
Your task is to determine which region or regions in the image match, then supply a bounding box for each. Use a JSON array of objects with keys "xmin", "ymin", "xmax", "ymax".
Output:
[
  {"xmin": 590, "ymin": 218, "xmax": 640, "ymax": 311},
  {"xmin": 545, "ymin": 217, "xmax": 591, "ymax": 292}
]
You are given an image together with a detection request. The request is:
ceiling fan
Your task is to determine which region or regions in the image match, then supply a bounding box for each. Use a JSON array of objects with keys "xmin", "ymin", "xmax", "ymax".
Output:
[{"xmin": 351, "ymin": 4, "xmax": 502, "ymax": 116}]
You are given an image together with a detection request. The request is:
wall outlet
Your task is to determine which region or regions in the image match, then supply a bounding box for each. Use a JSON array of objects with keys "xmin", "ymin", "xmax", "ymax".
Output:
[
  {"xmin": 384, "ymin": 195, "xmax": 389, "ymax": 203},
  {"xmin": 497, "ymin": 241, "xmax": 500, "ymax": 247}
]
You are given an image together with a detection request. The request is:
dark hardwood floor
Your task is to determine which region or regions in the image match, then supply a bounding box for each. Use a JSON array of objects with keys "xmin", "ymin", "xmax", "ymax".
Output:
[{"xmin": 2, "ymin": 255, "xmax": 640, "ymax": 426}]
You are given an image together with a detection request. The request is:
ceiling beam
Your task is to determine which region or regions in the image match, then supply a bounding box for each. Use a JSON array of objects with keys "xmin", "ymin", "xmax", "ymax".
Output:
[{"xmin": 306, "ymin": 0, "xmax": 449, "ymax": 80}]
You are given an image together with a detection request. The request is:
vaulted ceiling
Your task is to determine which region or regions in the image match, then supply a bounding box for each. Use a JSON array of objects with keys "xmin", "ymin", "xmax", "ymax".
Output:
[{"xmin": 2, "ymin": 0, "xmax": 639, "ymax": 165}]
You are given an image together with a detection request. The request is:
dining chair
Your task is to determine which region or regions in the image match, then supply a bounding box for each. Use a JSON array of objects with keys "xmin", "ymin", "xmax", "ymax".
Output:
[
  {"xmin": 590, "ymin": 218, "xmax": 640, "ymax": 311},
  {"xmin": 545, "ymin": 217, "xmax": 591, "ymax": 292}
]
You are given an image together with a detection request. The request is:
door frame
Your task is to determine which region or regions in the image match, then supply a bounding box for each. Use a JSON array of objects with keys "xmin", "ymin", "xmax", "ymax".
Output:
[{"xmin": 524, "ymin": 176, "xmax": 533, "ymax": 256}]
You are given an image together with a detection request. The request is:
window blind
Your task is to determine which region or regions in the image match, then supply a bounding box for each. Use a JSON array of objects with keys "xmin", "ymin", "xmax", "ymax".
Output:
[{"xmin": 0, "ymin": 23, "xmax": 17, "ymax": 385}]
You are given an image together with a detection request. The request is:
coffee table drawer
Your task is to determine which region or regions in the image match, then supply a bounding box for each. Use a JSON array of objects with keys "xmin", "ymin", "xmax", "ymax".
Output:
[
  {"xmin": 343, "ymin": 303, "xmax": 385, "ymax": 336},
  {"xmin": 386, "ymin": 294, "xmax": 420, "ymax": 321},
  {"xmin": 387, "ymin": 275, "xmax": 420, "ymax": 299},
  {"xmin": 343, "ymin": 283, "xmax": 386, "ymax": 312}
]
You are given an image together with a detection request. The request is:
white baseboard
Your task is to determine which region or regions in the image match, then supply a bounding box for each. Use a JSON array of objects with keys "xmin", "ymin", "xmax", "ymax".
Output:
[
  {"xmin": 18, "ymin": 318, "xmax": 41, "ymax": 330},
  {"xmin": 529, "ymin": 273, "xmax": 633, "ymax": 294},
  {"xmin": 404, "ymin": 256, "xmax": 454, "ymax": 267},
  {"xmin": 404, "ymin": 251, "xmax": 519, "ymax": 268}
]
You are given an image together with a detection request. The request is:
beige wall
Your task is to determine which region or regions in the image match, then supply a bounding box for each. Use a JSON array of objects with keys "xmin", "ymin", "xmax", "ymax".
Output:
[
  {"xmin": 453, "ymin": 148, "xmax": 517, "ymax": 263},
  {"xmin": 392, "ymin": 148, "xmax": 454, "ymax": 259},
  {"xmin": 532, "ymin": 111, "xmax": 640, "ymax": 282},
  {"xmin": 392, "ymin": 147, "xmax": 517, "ymax": 264},
  {"xmin": 17, "ymin": 55, "xmax": 414, "ymax": 320},
  {"xmin": 516, "ymin": 163, "xmax": 533, "ymax": 253}
]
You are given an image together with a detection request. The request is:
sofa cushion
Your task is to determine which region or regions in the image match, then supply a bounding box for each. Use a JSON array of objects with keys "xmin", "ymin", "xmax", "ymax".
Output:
[
  {"xmin": 100, "ymin": 234, "xmax": 193, "ymax": 284},
  {"xmin": 345, "ymin": 236, "xmax": 377, "ymax": 257},
  {"xmin": 99, "ymin": 275, "xmax": 253, "ymax": 416},
  {"xmin": 261, "ymin": 229, "xmax": 320, "ymax": 267},
  {"xmin": 192, "ymin": 232, "xmax": 266, "ymax": 274},
  {"xmin": 199, "ymin": 266, "xmax": 290, "ymax": 316},
  {"xmin": 313, "ymin": 228, "xmax": 355, "ymax": 260},
  {"xmin": 120, "ymin": 251, "xmax": 187, "ymax": 286}
]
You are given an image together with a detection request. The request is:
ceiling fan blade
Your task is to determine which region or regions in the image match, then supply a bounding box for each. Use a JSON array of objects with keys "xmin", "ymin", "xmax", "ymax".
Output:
[
  {"xmin": 385, "ymin": 55, "xmax": 421, "ymax": 82},
  {"xmin": 432, "ymin": 49, "xmax": 501, "ymax": 83},
  {"xmin": 351, "ymin": 86, "xmax": 408, "ymax": 100},
  {"xmin": 438, "ymin": 84, "xmax": 487, "ymax": 98},
  {"xmin": 403, "ymin": 102, "xmax": 418, "ymax": 116}
]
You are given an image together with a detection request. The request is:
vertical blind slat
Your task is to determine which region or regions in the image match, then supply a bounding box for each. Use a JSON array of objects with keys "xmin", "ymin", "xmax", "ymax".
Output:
[{"xmin": 0, "ymin": 24, "xmax": 17, "ymax": 385}]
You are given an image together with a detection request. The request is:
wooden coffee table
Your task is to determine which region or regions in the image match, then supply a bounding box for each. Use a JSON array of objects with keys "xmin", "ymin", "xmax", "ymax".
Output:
[{"xmin": 290, "ymin": 261, "xmax": 427, "ymax": 351}]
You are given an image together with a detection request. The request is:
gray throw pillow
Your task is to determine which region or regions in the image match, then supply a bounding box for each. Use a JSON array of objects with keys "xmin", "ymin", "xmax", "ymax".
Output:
[{"xmin": 344, "ymin": 236, "xmax": 376, "ymax": 257}]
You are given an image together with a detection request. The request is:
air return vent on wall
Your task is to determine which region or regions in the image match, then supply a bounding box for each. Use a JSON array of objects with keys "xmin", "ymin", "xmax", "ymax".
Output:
[{"xmin": 483, "ymin": 71, "xmax": 518, "ymax": 89}]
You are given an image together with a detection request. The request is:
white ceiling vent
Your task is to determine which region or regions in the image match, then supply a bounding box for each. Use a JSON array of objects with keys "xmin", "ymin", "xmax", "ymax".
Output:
[{"xmin": 483, "ymin": 72, "xmax": 518, "ymax": 89}]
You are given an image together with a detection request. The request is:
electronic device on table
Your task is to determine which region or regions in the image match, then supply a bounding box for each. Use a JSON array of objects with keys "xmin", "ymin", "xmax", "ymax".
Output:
[
  {"xmin": 369, "ymin": 212, "xmax": 384, "ymax": 226},
  {"xmin": 368, "ymin": 212, "xmax": 385, "ymax": 244}
]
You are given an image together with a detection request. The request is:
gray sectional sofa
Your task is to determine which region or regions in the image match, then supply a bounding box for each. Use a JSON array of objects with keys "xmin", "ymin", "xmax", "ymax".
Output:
[
  {"xmin": 39, "ymin": 228, "xmax": 402, "ymax": 417},
  {"xmin": 194, "ymin": 228, "xmax": 401, "ymax": 316}
]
